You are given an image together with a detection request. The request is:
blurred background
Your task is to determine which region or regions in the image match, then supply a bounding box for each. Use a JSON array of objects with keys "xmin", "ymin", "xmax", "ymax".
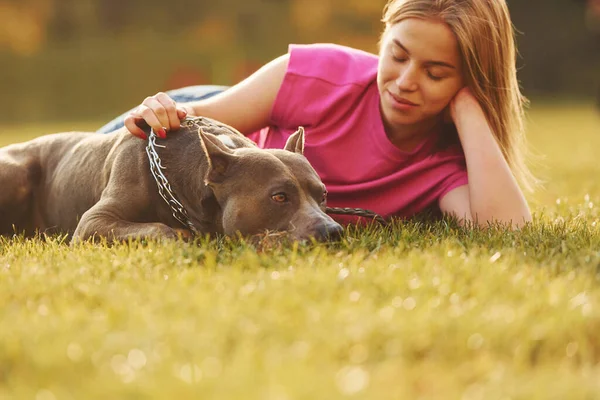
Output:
[{"xmin": 0, "ymin": 0, "xmax": 599, "ymax": 124}]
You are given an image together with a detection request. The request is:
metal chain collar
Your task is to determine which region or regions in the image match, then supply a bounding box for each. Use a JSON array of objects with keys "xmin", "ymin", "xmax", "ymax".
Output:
[
  {"xmin": 146, "ymin": 128, "xmax": 200, "ymax": 235},
  {"xmin": 145, "ymin": 118, "xmax": 387, "ymax": 236}
]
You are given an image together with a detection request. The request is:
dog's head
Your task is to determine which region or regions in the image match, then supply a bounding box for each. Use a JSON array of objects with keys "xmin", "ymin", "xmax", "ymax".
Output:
[{"xmin": 198, "ymin": 127, "xmax": 343, "ymax": 241}]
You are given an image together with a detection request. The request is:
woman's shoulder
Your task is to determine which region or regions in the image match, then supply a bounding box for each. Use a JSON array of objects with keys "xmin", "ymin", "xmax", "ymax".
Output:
[
  {"xmin": 290, "ymin": 43, "xmax": 378, "ymax": 61},
  {"xmin": 287, "ymin": 43, "xmax": 378, "ymax": 87}
]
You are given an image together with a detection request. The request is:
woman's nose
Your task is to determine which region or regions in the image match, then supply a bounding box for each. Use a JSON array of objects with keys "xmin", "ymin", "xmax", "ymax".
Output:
[{"xmin": 395, "ymin": 64, "xmax": 418, "ymax": 91}]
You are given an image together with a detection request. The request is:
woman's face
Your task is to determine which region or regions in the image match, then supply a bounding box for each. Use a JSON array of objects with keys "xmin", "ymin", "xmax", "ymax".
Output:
[{"xmin": 377, "ymin": 17, "xmax": 464, "ymax": 131}]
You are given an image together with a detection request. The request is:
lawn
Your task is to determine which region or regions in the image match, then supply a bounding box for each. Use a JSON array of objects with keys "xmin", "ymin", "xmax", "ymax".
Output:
[{"xmin": 1, "ymin": 103, "xmax": 600, "ymax": 400}]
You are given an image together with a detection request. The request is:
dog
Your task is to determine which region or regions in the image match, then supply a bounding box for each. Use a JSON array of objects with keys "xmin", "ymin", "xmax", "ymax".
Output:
[{"xmin": 0, "ymin": 117, "xmax": 343, "ymax": 243}]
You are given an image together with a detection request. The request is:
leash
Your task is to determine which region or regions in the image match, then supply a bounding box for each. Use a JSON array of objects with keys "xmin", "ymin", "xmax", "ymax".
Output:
[
  {"xmin": 324, "ymin": 207, "xmax": 386, "ymax": 225},
  {"xmin": 145, "ymin": 117, "xmax": 387, "ymax": 236}
]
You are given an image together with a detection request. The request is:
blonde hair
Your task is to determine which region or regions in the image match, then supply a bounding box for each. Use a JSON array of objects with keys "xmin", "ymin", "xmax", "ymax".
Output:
[{"xmin": 382, "ymin": 0, "xmax": 537, "ymax": 192}]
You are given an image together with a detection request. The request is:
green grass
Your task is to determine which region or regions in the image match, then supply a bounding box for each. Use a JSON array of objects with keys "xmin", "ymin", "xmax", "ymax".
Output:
[{"xmin": 1, "ymin": 103, "xmax": 600, "ymax": 399}]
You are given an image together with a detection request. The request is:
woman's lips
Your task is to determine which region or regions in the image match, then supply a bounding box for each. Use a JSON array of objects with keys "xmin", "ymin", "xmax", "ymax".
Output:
[{"xmin": 387, "ymin": 91, "xmax": 418, "ymax": 110}]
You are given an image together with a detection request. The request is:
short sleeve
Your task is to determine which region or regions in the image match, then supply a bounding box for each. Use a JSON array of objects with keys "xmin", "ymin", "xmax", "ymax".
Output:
[
  {"xmin": 436, "ymin": 151, "xmax": 469, "ymax": 201},
  {"xmin": 269, "ymin": 43, "xmax": 378, "ymax": 129}
]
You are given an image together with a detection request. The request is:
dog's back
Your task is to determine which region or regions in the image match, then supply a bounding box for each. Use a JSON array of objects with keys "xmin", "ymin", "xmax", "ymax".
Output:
[{"xmin": 0, "ymin": 131, "xmax": 138, "ymax": 235}]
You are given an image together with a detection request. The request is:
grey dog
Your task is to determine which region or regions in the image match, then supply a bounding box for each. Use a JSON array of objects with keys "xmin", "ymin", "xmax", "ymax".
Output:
[{"xmin": 0, "ymin": 117, "xmax": 343, "ymax": 243}]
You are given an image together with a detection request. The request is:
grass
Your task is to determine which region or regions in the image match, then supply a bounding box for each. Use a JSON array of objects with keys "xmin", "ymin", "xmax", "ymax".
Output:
[{"xmin": 1, "ymin": 103, "xmax": 600, "ymax": 399}]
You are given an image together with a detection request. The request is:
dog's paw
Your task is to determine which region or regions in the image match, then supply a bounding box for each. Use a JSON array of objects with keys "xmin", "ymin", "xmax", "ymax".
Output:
[{"xmin": 172, "ymin": 228, "xmax": 194, "ymax": 241}]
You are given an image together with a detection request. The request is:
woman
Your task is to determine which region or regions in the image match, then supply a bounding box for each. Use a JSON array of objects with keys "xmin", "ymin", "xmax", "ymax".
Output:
[{"xmin": 101, "ymin": 0, "xmax": 535, "ymax": 228}]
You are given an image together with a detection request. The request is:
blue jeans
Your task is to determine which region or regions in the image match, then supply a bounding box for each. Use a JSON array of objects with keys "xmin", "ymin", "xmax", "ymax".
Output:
[{"xmin": 96, "ymin": 85, "xmax": 229, "ymax": 133}]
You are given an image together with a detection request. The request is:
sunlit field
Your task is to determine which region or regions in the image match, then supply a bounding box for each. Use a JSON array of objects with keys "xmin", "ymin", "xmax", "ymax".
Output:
[{"xmin": 1, "ymin": 103, "xmax": 600, "ymax": 399}]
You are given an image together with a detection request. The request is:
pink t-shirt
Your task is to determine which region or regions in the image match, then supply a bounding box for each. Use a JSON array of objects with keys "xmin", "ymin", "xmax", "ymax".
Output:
[{"xmin": 248, "ymin": 43, "xmax": 468, "ymax": 223}]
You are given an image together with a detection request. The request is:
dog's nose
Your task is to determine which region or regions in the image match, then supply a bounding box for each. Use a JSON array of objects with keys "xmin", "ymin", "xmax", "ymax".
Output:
[{"xmin": 315, "ymin": 221, "xmax": 344, "ymax": 241}]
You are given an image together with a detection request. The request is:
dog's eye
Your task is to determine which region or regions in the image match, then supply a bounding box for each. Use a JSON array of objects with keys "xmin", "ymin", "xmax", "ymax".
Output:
[
  {"xmin": 321, "ymin": 190, "xmax": 328, "ymax": 203},
  {"xmin": 271, "ymin": 193, "xmax": 288, "ymax": 203}
]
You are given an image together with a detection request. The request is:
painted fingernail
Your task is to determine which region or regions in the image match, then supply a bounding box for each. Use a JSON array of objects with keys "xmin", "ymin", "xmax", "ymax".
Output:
[{"xmin": 157, "ymin": 128, "xmax": 167, "ymax": 138}]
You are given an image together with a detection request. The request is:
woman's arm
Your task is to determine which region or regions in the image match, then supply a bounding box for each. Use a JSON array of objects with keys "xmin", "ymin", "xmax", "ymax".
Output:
[
  {"xmin": 124, "ymin": 54, "xmax": 290, "ymax": 138},
  {"xmin": 439, "ymin": 88, "xmax": 532, "ymax": 228}
]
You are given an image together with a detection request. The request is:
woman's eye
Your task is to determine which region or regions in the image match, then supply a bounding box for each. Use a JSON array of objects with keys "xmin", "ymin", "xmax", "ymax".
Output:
[
  {"xmin": 271, "ymin": 193, "xmax": 288, "ymax": 203},
  {"xmin": 427, "ymin": 71, "xmax": 443, "ymax": 81},
  {"xmin": 392, "ymin": 53, "xmax": 407, "ymax": 62}
]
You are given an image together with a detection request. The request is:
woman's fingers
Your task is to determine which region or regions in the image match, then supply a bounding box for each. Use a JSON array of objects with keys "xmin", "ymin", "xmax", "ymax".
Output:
[
  {"xmin": 139, "ymin": 103, "xmax": 168, "ymax": 138},
  {"xmin": 124, "ymin": 113, "xmax": 148, "ymax": 140},
  {"xmin": 154, "ymin": 92, "xmax": 181, "ymax": 131},
  {"xmin": 124, "ymin": 92, "xmax": 189, "ymax": 140},
  {"xmin": 124, "ymin": 104, "xmax": 164, "ymax": 139},
  {"xmin": 177, "ymin": 107, "xmax": 189, "ymax": 120},
  {"xmin": 140, "ymin": 95, "xmax": 170, "ymax": 134}
]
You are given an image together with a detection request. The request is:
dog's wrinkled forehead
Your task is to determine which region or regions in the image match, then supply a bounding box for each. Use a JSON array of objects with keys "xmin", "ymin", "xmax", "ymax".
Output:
[
  {"xmin": 235, "ymin": 149, "xmax": 325, "ymax": 196},
  {"xmin": 269, "ymin": 150, "xmax": 321, "ymax": 182}
]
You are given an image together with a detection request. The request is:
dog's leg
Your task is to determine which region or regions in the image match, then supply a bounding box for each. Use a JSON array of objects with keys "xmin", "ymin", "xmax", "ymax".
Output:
[
  {"xmin": 0, "ymin": 151, "xmax": 39, "ymax": 236},
  {"xmin": 72, "ymin": 196, "xmax": 185, "ymax": 243},
  {"xmin": 68, "ymin": 138, "xmax": 192, "ymax": 243}
]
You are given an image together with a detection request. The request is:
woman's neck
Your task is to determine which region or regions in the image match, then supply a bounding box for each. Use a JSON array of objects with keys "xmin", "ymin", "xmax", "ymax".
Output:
[{"xmin": 383, "ymin": 116, "xmax": 443, "ymax": 152}]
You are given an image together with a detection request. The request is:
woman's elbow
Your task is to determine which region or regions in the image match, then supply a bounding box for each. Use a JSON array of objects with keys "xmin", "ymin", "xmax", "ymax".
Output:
[{"xmin": 472, "ymin": 208, "xmax": 532, "ymax": 229}]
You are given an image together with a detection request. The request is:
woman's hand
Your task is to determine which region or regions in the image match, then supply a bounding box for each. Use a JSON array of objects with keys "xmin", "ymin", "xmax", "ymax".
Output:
[
  {"xmin": 124, "ymin": 92, "xmax": 191, "ymax": 140},
  {"xmin": 449, "ymin": 87, "xmax": 486, "ymax": 126}
]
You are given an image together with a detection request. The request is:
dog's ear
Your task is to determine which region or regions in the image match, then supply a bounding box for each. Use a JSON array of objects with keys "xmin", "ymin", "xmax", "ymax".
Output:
[
  {"xmin": 198, "ymin": 128, "xmax": 235, "ymax": 183},
  {"xmin": 284, "ymin": 126, "xmax": 305, "ymax": 155}
]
